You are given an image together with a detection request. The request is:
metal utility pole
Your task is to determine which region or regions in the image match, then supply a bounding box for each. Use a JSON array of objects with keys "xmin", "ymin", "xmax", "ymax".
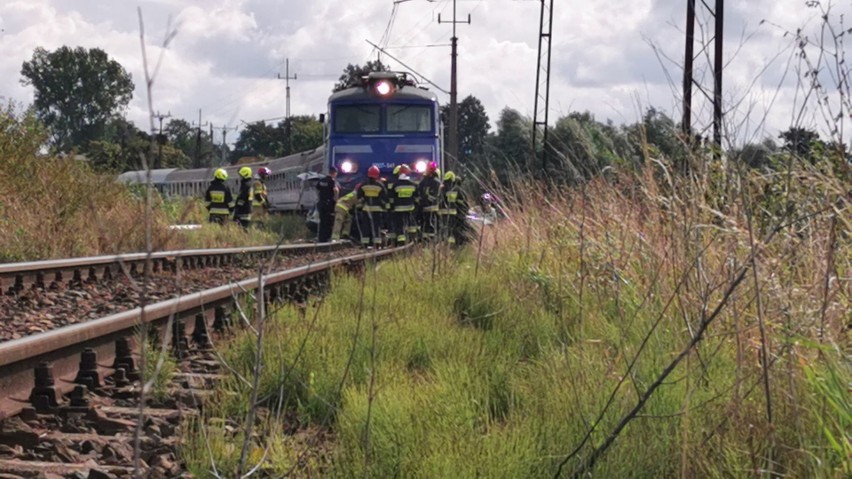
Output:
[
  {"xmin": 682, "ymin": 0, "xmax": 724, "ymax": 158},
  {"xmin": 153, "ymin": 111, "xmax": 171, "ymax": 169},
  {"xmin": 713, "ymin": 0, "xmax": 724, "ymax": 156},
  {"xmin": 192, "ymin": 109, "xmax": 209, "ymax": 168},
  {"xmin": 277, "ymin": 59, "xmax": 298, "ymax": 155},
  {"xmin": 438, "ymin": 0, "xmax": 471, "ymax": 172},
  {"xmin": 681, "ymin": 0, "xmax": 695, "ymax": 137},
  {"xmin": 218, "ymin": 125, "xmax": 238, "ymax": 165},
  {"xmin": 531, "ymin": 0, "xmax": 554, "ymax": 172}
]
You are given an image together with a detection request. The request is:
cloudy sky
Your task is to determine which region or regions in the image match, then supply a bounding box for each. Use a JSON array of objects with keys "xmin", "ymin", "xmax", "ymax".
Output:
[{"xmin": 0, "ymin": 0, "xmax": 845, "ymax": 147}]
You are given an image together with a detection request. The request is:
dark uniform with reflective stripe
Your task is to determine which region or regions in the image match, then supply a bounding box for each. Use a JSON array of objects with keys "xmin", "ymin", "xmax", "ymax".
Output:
[
  {"xmin": 204, "ymin": 179, "xmax": 234, "ymax": 224},
  {"xmin": 417, "ymin": 173, "xmax": 442, "ymax": 239},
  {"xmin": 440, "ymin": 179, "xmax": 460, "ymax": 244},
  {"xmin": 391, "ymin": 175, "xmax": 417, "ymax": 244},
  {"xmin": 233, "ymin": 177, "xmax": 254, "ymax": 229},
  {"xmin": 356, "ymin": 179, "xmax": 387, "ymax": 246},
  {"xmin": 316, "ymin": 174, "xmax": 339, "ymax": 242}
]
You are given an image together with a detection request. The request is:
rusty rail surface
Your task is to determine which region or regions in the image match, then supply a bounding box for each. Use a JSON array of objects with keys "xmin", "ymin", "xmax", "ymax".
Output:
[
  {"xmin": 0, "ymin": 241, "xmax": 347, "ymax": 293},
  {"xmin": 0, "ymin": 244, "xmax": 410, "ymax": 419}
]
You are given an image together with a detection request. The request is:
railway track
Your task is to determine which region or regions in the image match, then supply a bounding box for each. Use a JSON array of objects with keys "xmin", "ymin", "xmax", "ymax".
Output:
[
  {"xmin": 0, "ymin": 242, "xmax": 352, "ymax": 341},
  {"xmin": 0, "ymin": 243, "xmax": 409, "ymax": 478}
]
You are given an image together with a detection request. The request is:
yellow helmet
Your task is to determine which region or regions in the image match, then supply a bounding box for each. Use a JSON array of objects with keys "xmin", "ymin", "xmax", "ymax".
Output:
[
  {"xmin": 393, "ymin": 165, "xmax": 402, "ymax": 175},
  {"xmin": 214, "ymin": 168, "xmax": 228, "ymax": 180},
  {"xmin": 443, "ymin": 171, "xmax": 456, "ymax": 182},
  {"xmin": 238, "ymin": 166, "xmax": 252, "ymax": 179}
]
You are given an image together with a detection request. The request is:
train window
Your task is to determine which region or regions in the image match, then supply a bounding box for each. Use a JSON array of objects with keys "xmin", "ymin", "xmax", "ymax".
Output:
[
  {"xmin": 387, "ymin": 105, "xmax": 432, "ymax": 132},
  {"xmin": 334, "ymin": 105, "xmax": 381, "ymax": 133}
]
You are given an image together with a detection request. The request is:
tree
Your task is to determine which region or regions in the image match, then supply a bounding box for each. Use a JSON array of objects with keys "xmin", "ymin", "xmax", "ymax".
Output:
[
  {"xmin": 231, "ymin": 115, "xmax": 324, "ymax": 161},
  {"xmin": 549, "ymin": 111, "xmax": 631, "ymax": 180},
  {"xmin": 84, "ymin": 118, "xmax": 189, "ymax": 172},
  {"xmin": 287, "ymin": 115, "xmax": 324, "ymax": 154},
  {"xmin": 20, "ymin": 46, "xmax": 134, "ymax": 151},
  {"xmin": 779, "ymin": 127, "xmax": 821, "ymax": 157},
  {"xmin": 333, "ymin": 60, "xmax": 390, "ymax": 92},
  {"xmin": 441, "ymin": 95, "xmax": 490, "ymax": 168},
  {"xmin": 232, "ymin": 121, "xmax": 282, "ymax": 159},
  {"xmin": 165, "ymin": 118, "xmax": 217, "ymax": 167},
  {"xmin": 482, "ymin": 108, "xmax": 532, "ymax": 183}
]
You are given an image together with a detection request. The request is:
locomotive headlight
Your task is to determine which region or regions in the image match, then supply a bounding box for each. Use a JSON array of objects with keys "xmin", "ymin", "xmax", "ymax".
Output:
[
  {"xmin": 339, "ymin": 160, "xmax": 355, "ymax": 174},
  {"xmin": 375, "ymin": 81, "xmax": 392, "ymax": 96},
  {"xmin": 414, "ymin": 160, "xmax": 428, "ymax": 174}
]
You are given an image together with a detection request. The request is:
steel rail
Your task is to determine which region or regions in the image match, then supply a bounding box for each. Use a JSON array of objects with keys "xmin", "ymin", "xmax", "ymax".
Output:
[
  {"xmin": 0, "ymin": 241, "xmax": 347, "ymax": 291},
  {"xmin": 0, "ymin": 241, "xmax": 344, "ymax": 275},
  {"xmin": 0, "ymin": 245, "xmax": 409, "ymax": 419}
]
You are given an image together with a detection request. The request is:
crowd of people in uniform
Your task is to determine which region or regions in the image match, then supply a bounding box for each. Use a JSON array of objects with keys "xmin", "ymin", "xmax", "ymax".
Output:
[
  {"xmin": 315, "ymin": 161, "xmax": 469, "ymax": 248},
  {"xmin": 202, "ymin": 161, "xmax": 469, "ymax": 247},
  {"xmin": 203, "ymin": 166, "xmax": 270, "ymax": 229}
]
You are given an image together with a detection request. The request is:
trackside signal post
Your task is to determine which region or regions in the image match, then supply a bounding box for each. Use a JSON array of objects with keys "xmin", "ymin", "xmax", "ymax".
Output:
[{"xmin": 438, "ymin": 0, "xmax": 471, "ymax": 172}]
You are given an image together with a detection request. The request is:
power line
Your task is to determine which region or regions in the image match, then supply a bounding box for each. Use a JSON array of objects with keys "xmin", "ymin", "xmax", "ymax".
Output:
[{"xmin": 364, "ymin": 39, "xmax": 449, "ymax": 95}]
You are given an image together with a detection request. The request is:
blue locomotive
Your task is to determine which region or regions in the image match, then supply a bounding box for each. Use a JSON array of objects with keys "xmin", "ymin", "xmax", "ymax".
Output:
[
  {"xmin": 325, "ymin": 71, "xmax": 443, "ymax": 193},
  {"xmin": 117, "ymin": 72, "xmax": 443, "ymax": 219}
]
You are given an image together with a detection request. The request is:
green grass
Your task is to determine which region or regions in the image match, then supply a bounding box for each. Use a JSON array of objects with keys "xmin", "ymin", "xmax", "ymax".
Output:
[{"xmin": 184, "ymin": 160, "xmax": 847, "ymax": 478}]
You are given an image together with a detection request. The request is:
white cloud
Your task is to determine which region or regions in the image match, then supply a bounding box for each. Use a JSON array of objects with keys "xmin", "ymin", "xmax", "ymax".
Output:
[{"xmin": 1, "ymin": 0, "xmax": 848, "ymax": 148}]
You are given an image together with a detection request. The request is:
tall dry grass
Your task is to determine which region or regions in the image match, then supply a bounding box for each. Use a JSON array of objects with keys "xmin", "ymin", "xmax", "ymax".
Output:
[
  {"xmin": 0, "ymin": 105, "xmax": 280, "ymax": 262},
  {"xmin": 183, "ymin": 150, "xmax": 848, "ymax": 477}
]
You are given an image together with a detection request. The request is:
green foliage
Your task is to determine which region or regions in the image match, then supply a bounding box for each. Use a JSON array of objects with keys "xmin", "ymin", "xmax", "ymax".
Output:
[
  {"xmin": 20, "ymin": 46, "xmax": 133, "ymax": 151},
  {"xmin": 441, "ymin": 95, "xmax": 490, "ymax": 165},
  {"xmin": 333, "ymin": 60, "xmax": 390, "ymax": 92},
  {"xmin": 802, "ymin": 356, "xmax": 851, "ymax": 475},
  {"xmin": 185, "ymin": 157, "xmax": 847, "ymax": 478},
  {"xmin": 165, "ymin": 118, "xmax": 222, "ymax": 168},
  {"xmin": 231, "ymin": 116, "xmax": 323, "ymax": 161},
  {"xmin": 140, "ymin": 329, "xmax": 177, "ymax": 404}
]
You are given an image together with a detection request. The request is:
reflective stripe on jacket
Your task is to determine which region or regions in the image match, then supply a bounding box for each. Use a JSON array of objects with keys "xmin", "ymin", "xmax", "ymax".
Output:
[{"xmin": 357, "ymin": 180, "xmax": 387, "ymax": 213}]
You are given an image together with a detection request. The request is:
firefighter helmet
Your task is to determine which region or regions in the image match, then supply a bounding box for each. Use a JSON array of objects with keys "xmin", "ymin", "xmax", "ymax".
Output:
[
  {"xmin": 239, "ymin": 166, "xmax": 252, "ymax": 179},
  {"xmin": 214, "ymin": 168, "xmax": 228, "ymax": 180},
  {"xmin": 393, "ymin": 165, "xmax": 401, "ymax": 175},
  {"xmin": 443, "ymin": 171, "xmax": 456, "ymax": 182},
  {"xmin": 367, "ymin": 165, "xmax": 380, "ymax": 179},
  {"xmin": 399, "ymin": 163, "xmax": 411, "ymax": 175},
  {"xmin": 257, "ymin": 167, "xmax": 271, "ymax": 178},
  {"xmin": 426, "ymin": 161, "xmax": 438, "ymax": 174}
]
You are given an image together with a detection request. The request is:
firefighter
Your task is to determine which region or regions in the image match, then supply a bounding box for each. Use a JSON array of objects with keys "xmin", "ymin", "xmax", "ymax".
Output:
[
  {"xmin": 356, "ymin": 165, "xmax": 387, "ymax": 248},
  {"xmin": 390, "ymin": 164, "xmax": 416, "ymax": 244},
  {"xmin": 315, "ymin": 166, "xmax": 339, "ymax": 242},
  {"xmin": 204, "ymin": 168, "xmax": 234, "ymax": 224},
  {"xmin": 387, "ymin": 164, "xmax": 402, "ymax": 212},
  {"xmin": 416, "ymin": 161, "xmax": 442, "ymax": 240},
  {"xmin": 440, "ymin": 171, "xmax": 460, "ymax": 244},
  {"xmin": 251, "ymin": 166, "xmax": 271, "ymax": 228},
  {"xmin": 233, "ymin": 166, "xmax": 254, "ymax": 229},
  {"xmin": 332, "ymin": 189, "xmax": 360, "ymax": 241}
]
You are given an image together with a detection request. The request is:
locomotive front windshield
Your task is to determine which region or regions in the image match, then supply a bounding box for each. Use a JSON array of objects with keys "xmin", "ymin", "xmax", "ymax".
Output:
[
  {"xmin": 334, "ymin": 105, "xmax": 381, "ymax": 133},
  {"xmin": 387, "ymin": 105, "xmax": 432, "ymax": 132},
  {"xmin": 333, "ymin": 104, "xmax": 434, "ymax": 134}
]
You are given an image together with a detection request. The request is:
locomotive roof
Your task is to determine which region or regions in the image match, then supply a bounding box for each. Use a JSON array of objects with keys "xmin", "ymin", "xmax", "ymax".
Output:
[{"xmin": 328, "ymin": 85, "xmax": 438, "ymax": 104}]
